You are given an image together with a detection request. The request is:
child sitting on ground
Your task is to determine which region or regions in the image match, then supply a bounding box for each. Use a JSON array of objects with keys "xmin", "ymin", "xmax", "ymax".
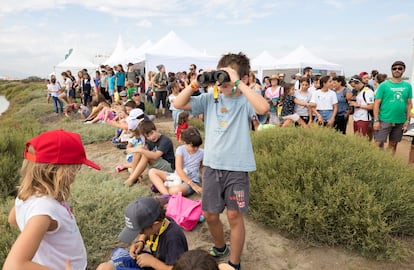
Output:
[
  {"xmin": 87, "ymin": 102, "xmax": 115, "ymax": 124},
  {"xmin": 116, "ymin": 108, "xmax": 146, "ymax": 172},
  {"xmin": 148, "ymin": 126, "xmax": 203, "ymax": 196},
  {"xmin": 63, "ymin": 102, "xmax": 90, "ymax": 119},
  {"xmin": 124, "ymin": 120, "xmax": 175, "ymax": 186},
  {"xmin": 96, "ymin": 197, "xmax": 188, "ymax": 270}
]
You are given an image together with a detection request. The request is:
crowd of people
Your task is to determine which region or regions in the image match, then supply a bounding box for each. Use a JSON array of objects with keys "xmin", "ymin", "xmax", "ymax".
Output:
[{"xmin": 6, "ymin": 53, "xmax": 412, "ymax": 270}]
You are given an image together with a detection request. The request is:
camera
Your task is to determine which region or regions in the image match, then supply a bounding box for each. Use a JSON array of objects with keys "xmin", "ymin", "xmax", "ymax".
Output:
[
  {"xmin": 196, "ymin": 70, "xmax": 230, "ymax": 85},
  {"xmin": 348, "ymin": 97, "xmax": 356, "ymax": 114}
]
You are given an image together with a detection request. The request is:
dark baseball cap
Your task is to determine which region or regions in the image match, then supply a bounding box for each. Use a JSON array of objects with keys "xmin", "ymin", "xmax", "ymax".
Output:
[
  {"xmin": 349, "ymin": 75, "xmax": 363, "ymax": 84},
  {"xmin": 118, "ymin": 197, "xmax": 161, "ymax": 243},
  {"xmin": 391, "ymin": 61, "xmax": 405, "ymax": 69}
]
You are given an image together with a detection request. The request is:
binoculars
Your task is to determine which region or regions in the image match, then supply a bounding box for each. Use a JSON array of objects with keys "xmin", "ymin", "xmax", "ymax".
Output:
[{"xmin": 196, "ymin": 70, "xmax": 230, "ymax": 85}]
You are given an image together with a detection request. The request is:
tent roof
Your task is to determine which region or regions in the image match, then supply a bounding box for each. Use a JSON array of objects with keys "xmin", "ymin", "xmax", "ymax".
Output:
[
  {"xmin": 146, "ymin": 31, "xmax": 207, "ymax": 57},
  {"xmin": 103, "ymin": 36, "xmax": 126, "ymax": 66},
  {"xmin": 55, "ymin": 48, "xmax": 97, "ymax": 70},
  {"xmin": 251, "ymin": 50, "xmax": 278, "ymax": 70},
  {"xmin": 144, "ymin": 31, "xmax": 218, "ymax": 73},
  {"xmin": 275, "ymin": 46, "xmax": 342, "ymax": 72},
  {"xmin": 127, "ymin": 40, "xmax": 153, "ymax": 63}
]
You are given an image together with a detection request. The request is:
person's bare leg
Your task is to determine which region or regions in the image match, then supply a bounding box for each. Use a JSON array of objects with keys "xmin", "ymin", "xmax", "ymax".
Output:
[
  {"xmin": 387, "ymin": 141, "xmax": 398, "ymax": 155},
  {"xmin": 148, "ymin": 168, "xmax": 169, "ymax": 194},
  {"xmin": 297, "ymin": 118, "xmax": 309, "ymax": 128},
  {"xmin": 227, "ymin": 209, "xmax": 245, "ymax": 265},
  {"xmin": 125, "ymin": 155, "xmax": 148, "ymax": 186},
  {"xmin": 96, "ymin": 262, "xmax": 113, "ymax": 270},
  {"xmin": 204, "ymin": 211, "xmax": 225, "ymax": 249},
  {"xmin": 281, "ymin": 119, "xmax": 292, "ymax": 128}
]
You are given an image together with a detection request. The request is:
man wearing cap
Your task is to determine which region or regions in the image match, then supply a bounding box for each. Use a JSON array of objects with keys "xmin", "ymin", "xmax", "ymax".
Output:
[
  {"xmin": 359, "ymin": 71, "xmax": 374, "ymax": 90},
  {"xmin": 373, "ymin": 61, "xmax": 412, "ymax": 154},
  {"xmin": 348, "ymin": 75, "xmax": 374, "ymax": 137},
  {"xmin": 96, "ymin": 197, "xmax": 188, "ymax": 270},
  {"xmin": 278, "ymin": 73, "xmax": 286, "ymax": 87}
]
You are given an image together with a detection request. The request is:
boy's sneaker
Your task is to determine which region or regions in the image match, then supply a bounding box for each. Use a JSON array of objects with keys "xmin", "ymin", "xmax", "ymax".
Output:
[{"xmin": 208, "ymin": 244, "xmax": 230, "ymax": 258}]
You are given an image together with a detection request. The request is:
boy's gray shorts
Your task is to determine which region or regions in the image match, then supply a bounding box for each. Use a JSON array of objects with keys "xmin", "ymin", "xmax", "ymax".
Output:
[{"xmin": 201, "ymin": 166, "xmax": 250, "ymax": 214}]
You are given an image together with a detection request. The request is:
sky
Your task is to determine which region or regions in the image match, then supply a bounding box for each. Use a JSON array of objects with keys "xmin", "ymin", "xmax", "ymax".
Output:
[{"xmin": 0, "ymin": 0, "xmax": 414, "ymax": 79}]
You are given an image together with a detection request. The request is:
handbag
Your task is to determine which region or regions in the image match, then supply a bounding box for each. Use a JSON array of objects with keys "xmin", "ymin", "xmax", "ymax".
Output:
[{"xmin": 166, "ymin": 192, "xmax": 202, "ymax": 231}]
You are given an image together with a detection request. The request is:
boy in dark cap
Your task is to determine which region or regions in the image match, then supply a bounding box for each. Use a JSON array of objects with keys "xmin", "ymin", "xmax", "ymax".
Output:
[{"xmin": 96, "ymin": 197, "xmax": 188, "ymax": 270}]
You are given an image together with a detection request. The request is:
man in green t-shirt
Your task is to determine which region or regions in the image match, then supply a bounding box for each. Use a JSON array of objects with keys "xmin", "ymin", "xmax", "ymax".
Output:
[{"xmin": 373, "ymin": 61, "xmax": 413, "ymax": 154}]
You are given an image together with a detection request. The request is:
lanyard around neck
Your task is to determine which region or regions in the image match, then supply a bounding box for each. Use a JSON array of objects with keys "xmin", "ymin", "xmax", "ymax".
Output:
[{"xmin": 146, "ymin": 218, "xmax": 168, "ymax": 253}]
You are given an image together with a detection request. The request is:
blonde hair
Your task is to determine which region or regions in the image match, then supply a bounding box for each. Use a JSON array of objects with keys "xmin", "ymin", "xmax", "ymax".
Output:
[
  {"xmin": 18, "ymin": 147, "xmax": 81, "ymax": 202},
  {"xmin": 126, "ymin": 80, "xmax": 134, "ymax": 88}
]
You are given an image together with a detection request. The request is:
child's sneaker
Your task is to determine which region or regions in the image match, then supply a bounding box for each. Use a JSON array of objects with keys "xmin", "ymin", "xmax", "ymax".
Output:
[
  {"xmin": 116, "ymin": 164, "xmax": 126, "ymax": 173},
  {"xmin": 208, "ymin": 244, "xmax": 230, "ymax": 258}
]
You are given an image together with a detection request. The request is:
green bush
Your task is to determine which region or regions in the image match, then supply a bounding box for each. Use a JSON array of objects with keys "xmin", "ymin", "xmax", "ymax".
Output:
[
  {"xmin": 249, "ymin": 127, "xmax": 414, "ymax": 260},
  {"xmin": 144, "ymin": 101, "xmax": 155, "ymax": 115},
  {"xmin": 0, "ymin": 82, "xmax": 44, "ymax": 197}
]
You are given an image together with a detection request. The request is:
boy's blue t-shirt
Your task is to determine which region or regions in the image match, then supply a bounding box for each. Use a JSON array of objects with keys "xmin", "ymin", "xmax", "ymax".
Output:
[{"xmin": 190, "ymin": 93, "xmax": 256, "ymax": 172}]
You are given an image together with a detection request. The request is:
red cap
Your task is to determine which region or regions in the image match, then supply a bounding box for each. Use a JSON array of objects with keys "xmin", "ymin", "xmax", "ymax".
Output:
[
  {"xmin": 24, "ymin": 129, "xmax": 100, "ymax": 170},
  {"xmin": 359, "ymin": 71, "xmax": 368, "ymax": 77}
]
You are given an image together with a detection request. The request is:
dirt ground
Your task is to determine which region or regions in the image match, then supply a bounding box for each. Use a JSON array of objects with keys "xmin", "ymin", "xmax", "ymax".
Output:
[{"xmin": 85, "ymin": 117, "xmax": 414, "ymax": 270}]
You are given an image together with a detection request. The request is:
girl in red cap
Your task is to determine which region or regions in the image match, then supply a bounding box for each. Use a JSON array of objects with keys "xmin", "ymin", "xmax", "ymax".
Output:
[{"xmin": 3, "ymin": 129, "xmax": 100, "ymax": 270}]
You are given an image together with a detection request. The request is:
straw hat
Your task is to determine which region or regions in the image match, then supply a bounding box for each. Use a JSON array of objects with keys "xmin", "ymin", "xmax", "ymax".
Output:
[{"xmin": 270, "ymin": 74, "xmax": 280, "ymax": 81}]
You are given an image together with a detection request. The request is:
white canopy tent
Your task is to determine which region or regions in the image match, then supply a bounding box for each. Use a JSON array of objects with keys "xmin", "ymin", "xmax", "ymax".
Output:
[
  {"xmin": 102, "ymin": 36, "xmax": 127, "ymax": 67},
  {"xmin": 251, "ymin": 50, "xmax": 279, "ymax": 82},
  {"xmin": 143, "ymin": 31, "xmax": 218, "ymax": 73},
  {"xmin": 54, "ymin": 48, "xmax": 98, "ymax": 83},
  {"xmin": 275, "ymin": 45, "xmax": 343, "ymax": 75},
  {"xmin": 125, "ymin": 40, "xmax": 153, "ymax": 64}
]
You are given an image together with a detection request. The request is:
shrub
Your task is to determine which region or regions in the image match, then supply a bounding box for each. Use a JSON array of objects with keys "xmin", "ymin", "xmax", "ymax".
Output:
[
  {"xmin": 249, "ymin": 127, "xmax": 414, "ymax": 260},
  {"xmin": 144, "ymin": 101, "xmax": 155, "ymax": 115}
]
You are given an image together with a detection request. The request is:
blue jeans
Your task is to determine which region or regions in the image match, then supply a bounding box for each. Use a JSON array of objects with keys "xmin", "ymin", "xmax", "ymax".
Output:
[{"xmin": 52, "ymin": 96, "xmax": 63, "ymax": 113}]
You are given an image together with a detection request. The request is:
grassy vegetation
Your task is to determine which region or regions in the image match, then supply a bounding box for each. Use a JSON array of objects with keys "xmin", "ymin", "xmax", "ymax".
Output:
[
  {"xmin": 249, "ymin": 127, "xmax": 414, "ymax": 260},
  {"xmin": 1, "ymin": 81, "xmax": 414, "ymax": 268}
]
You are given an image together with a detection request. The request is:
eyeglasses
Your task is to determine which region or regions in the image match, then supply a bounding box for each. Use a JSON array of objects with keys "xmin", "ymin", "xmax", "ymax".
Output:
[{"xmin": 392, "ymin": 67, "xmax": 404, "ymax": 71}]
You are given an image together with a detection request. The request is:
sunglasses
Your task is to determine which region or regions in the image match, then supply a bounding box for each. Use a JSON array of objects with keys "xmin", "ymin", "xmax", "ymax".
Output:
[{"xmin": 392, "ymin": 67, "xmax": 404, "ymax": 71}]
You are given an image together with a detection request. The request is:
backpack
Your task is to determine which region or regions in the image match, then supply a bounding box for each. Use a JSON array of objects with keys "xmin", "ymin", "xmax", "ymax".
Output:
[
  {"xmin": 362, "ymin": 87, "xmax": 374, "ymax": 119},
  {"xmin": 166, "ymin": 192, "xmax": 202, "ymax": 231}
]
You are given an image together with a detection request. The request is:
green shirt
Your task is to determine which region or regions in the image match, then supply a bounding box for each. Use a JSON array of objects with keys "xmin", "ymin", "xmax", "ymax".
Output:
[
  {"xmin": 375, "ymin": 80, "xmax": 412, "ymax": 124},
  {"xmin": 126, "ymin": 87, "xmax": 135, "ymax": 100}
]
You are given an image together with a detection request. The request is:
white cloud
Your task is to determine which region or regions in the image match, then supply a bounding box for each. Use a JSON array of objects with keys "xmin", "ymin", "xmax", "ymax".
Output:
[{"xmin": 136, "ymin": 19, "xmax": 152, "ymax": 28}]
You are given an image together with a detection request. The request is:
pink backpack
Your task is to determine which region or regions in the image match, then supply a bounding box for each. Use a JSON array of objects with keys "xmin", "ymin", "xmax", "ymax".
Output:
[{"xmin": 166, "ymin": 192, "xmax": 202, "ymax": 231}]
